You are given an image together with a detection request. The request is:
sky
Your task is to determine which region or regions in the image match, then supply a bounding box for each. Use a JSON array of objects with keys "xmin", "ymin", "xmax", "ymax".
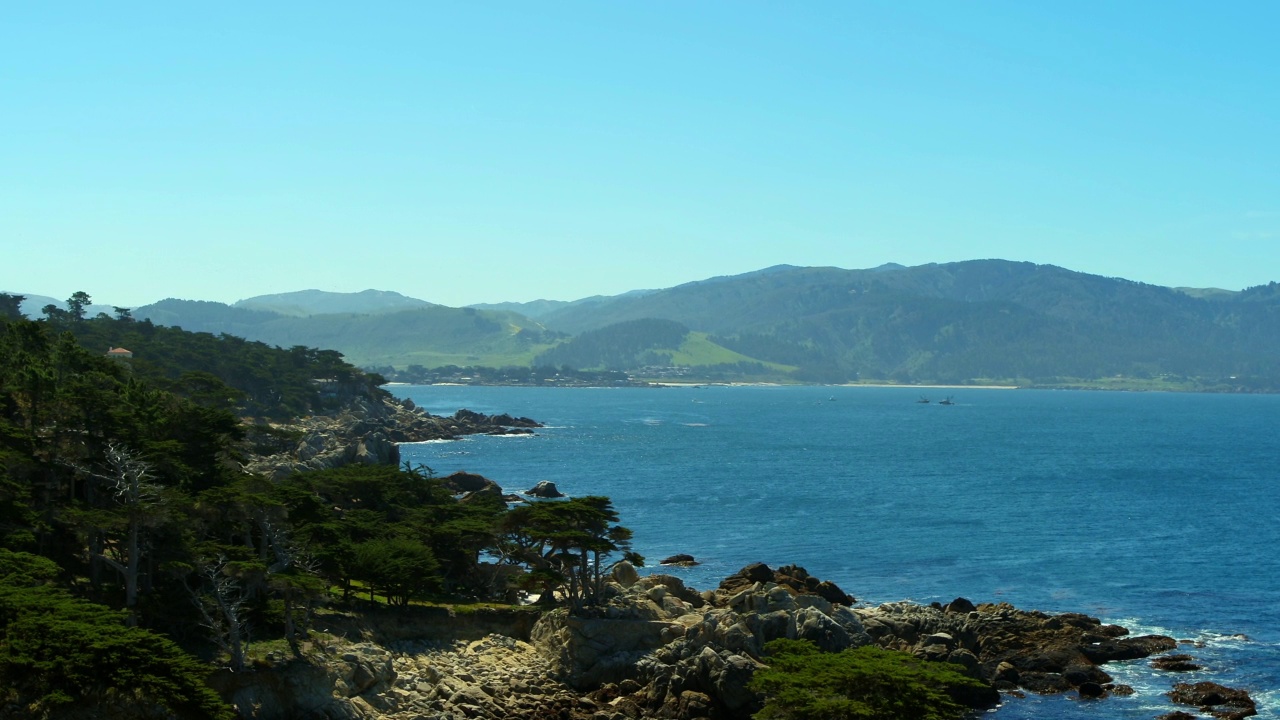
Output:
[{"xmin": 3, "ymin": 2, "xmax": 1279, "ymax": 309}]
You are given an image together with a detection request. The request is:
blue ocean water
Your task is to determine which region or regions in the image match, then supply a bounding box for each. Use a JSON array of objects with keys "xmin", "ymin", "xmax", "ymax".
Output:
[{"xmin": 391, "ymin": 384, "xmax": 1280, "ymax": 719}]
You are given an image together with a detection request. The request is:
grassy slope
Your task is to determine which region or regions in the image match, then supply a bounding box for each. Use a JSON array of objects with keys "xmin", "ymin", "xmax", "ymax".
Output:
[
  {"xmin": 331, "ymin": 314, "xmax": 560, "ymax": 368},
  {"xmin": 668, "ymin": 332, "xmax": 795, "ymax": 370}
]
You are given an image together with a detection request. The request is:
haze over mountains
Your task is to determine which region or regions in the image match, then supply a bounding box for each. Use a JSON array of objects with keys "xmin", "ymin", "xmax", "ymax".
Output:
[{"xmin": 11, "ymin": 260, "xmax": 1280, "ymax": 390}]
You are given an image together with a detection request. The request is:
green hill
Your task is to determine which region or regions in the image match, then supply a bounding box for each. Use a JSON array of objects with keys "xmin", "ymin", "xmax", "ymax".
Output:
[
  {"xmin": 531, "ymin": 319, "xmax": 790, "ymax": 379},
  {"xmin": 531, "ymin": 261, "xmax": 1280, "ymax": 388}
]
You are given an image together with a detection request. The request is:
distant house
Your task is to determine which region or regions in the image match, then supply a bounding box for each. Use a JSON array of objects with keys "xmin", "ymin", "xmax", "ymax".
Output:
[{"xmin": 105, "ymin": 347, "xmax": 134, "ymax": 359}]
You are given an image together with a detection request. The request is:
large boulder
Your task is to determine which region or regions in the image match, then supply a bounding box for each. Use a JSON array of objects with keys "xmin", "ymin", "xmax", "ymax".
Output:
[
  {"xmin": 1081, "ymin": 635, "xmax": 1178, "ymax": 663},
  {"xmin": 1168, "ymin": 681, "xmax": 1257, "ymax": 719},
  {"xmin": 611, "ymin": 560, "xmax": 640, "ymax": 587},
  {"xmin": 441, "ymin": 471, "xmax": 494, "ymax": 493},
  {"xmin": 1152, "ymin": 653, "xmax": 1203, "ymax": 672},
  {"xmin": 526, "ymin": 480, "xmax": 565, "ymax": 498},
  {"xmin": 531, "ymin": 610, "xmax": 681, "ymax": 689},
  {"xmin": 661, "ymin": 553, "xmax": 699, "ymax": 566},
  {"xmin": 795, "ymin": 605, "xmax": 854, "ymax": 652}
]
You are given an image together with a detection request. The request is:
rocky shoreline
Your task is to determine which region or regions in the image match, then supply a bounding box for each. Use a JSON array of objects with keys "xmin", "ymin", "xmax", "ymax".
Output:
[
  {"xmin": 241, "ymin": 394, "xmax": 541, "ymax": 479},
  {"xmin": 221, "ymin": 562, "xmax": 1256, "ymax": 720},
  {"xmin": 229, "ymin": 400, "xmax": 1256, "ymax": 719}
]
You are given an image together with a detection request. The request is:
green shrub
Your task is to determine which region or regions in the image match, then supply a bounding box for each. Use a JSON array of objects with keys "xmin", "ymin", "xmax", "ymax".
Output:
[{"xmin": 750, "ymin": 639, "xmax": 996, "ymax": 720}]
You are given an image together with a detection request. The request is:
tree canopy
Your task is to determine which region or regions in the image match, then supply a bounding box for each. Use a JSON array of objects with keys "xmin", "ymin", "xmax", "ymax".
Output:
[{"xmin": 0, "ymin": 295, "xmax": 641, "ymax": 716}]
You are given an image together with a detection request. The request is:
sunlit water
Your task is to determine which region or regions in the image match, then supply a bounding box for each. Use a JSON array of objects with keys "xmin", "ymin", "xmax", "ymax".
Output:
[{"xmin": 391, "ymin": 384, "xmax": 1280, "ymax": 719}]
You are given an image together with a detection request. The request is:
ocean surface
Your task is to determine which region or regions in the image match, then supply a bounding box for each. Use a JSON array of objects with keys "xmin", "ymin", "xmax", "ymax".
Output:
[{"xmin": 390, "ymin": 384, "xmax": 1280, "ymax": 719}]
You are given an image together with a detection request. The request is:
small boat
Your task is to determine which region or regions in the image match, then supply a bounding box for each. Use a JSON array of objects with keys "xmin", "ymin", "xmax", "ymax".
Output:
[
  {"xmin": 939, "ymin": 396, "xmax": 955, "ymax": 405},
  {"xmin": 917, "ymin": 396, "xmax": 930, "ymax": 404}
]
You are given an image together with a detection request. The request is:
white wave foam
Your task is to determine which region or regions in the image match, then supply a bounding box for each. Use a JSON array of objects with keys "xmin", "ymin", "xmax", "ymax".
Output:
[{"xmin": 1251, "ymin": 688, "xmax": 1279, "ymax": 719}]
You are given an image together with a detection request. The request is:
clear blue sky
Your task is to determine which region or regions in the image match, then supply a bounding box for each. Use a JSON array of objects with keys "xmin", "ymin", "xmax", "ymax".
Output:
[{"xmin": 4, "ymin": 2, "xmax": 1278, "ymax": 308}]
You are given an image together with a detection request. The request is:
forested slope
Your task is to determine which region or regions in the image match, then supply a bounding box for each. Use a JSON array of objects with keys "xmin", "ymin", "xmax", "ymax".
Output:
[{"xmin": 0, "ymin": 293, "xmax": 639, "ymax": 719}]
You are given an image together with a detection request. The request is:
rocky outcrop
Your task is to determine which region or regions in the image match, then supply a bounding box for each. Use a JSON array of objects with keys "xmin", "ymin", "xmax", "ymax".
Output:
[
  {"xmin": 1168, "ymin": 681, "xmax": 1257, "ymax": 719},
  {"xmin": 211, "ymin": 563, "xmax": 1235, "ymax": 720},
  {"xmin": 529, "ymin": 565, "xmax": 873, "ymax": 718},
  {"xmin": 382, "ymin": 635, "xmax": 599, "ymax": 720},
  {"xmin": 441, "ymin": 471, "xmax": 505, "ymax": 503},
  {"xmin": 452, "ymin": 408, "xmax": 541, "ymax": 431},
  {"xmin": 242, "ymin": 395, "xmax": 542, "ymax": 479},
  {"xmin": 1153, "ymin": 653, "xmax": 1204, "ymax": 672},
  {"xmin": 525, "ymin": 564, "xmax": 1183, "ymax": 719},
  {"xmin": 660, "ymin": 554, "xmax": 698, "ymax": 566},
  {"xmin": 211, "ymin": 642, "xmax": 398, "ymax": 720},
  {"xmin": 715, "ymin": 562, "xmax": 854, "ymax": 607},
  {"xmin": 526, "ymin": 481, "xmax": 565, "ymax": 498},
  {"xmin": 213, "ymin": 635, "xmax": 600, "ymax": 720},
  {"xmin": 853, "ymin": 600, "xmax": 1176, "ymax": 697}
]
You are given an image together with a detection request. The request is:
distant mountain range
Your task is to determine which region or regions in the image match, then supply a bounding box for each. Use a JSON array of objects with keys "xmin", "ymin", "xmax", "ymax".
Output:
[
  {"xmin": 234, "ymin": 288, "xmax": 436, "ymax": 316},
  {"xmin": 514, "ymin": 261, "xmax": 1280, "ymax": 387},
  {"xmin": 9, "ymin": 261, "xmax": 1279, "ymax": 389}
]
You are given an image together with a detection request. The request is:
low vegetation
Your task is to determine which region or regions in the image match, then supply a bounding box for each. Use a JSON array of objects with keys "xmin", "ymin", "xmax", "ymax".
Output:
[{"xmin": 750, "ymin": 639, "xmax": 996, "ymax": 720}]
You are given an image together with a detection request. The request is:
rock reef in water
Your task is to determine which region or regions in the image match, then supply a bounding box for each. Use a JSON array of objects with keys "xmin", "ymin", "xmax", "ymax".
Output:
[
  {"xmin": 1168, "ymin": 681, "xmax": 1257, "ymax": 719},
  {"xmin": 660, "ymin": 554, "xmax": 699, "ymax": 567}
]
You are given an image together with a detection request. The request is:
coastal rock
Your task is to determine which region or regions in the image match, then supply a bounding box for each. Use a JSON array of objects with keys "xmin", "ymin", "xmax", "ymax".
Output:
[
  {"xmin": 660, "ymin": 554, "xmax": 699, "ymax": 566},
  {"xmin": 453, "ymin": 408, "xmax": 543, "ymax": 433},
  {"xmin": 526, "ymin": 481, "xmax": 565, "ymax": 498},
  {"xmin": 217, "ymin": 564, "xmax": 1217, "ymax": 720},
  {"xmin": 525, "ymin": 566, "xmax": 876, "ymax": 718},
  {"xmin": 850, "ymin": 600, "xmax": 1175, "ymax": 698},
  {"xmin": 1077, "ymin": 681, "xmax": 1105, "ymax": 699},
  {"xmin": 611, "ymin": 561, "xmax": 640, "ymax": 587},
  {"xmin": 796, "ymin": 605, "xmax": 854, "ymax": 652},
  {"xmin": 715, "ymin": 562, "xmax": 854, "ymax": 606},
  {"xmin": 223, "ymin": 630, "xmax": 611, "ymax": 720},
  {"xmin": 442, "ymin": 471, "xmax": 495, "ymax": 493},
  {"xmin": 242, "ymin": 395, "xmax": 543, "ymax": 479},
  {"xmin": 1152, "ymin": 653, "xmax": 1204, "ymax": 672},
  {"xmin": 1081, "ymin": 634, "xmax": 1178, "ymax": 663},
  {"xmin": 642, "ymin": 574, "xmax": 706, "ymax": 610},
  {"xmin": 532, "ymin": 609, "xmax": 680, "ymax": 689},
  {"xmin": 440, "ymin": 471, "xmax": 506, "ymax": 504},
  {"xmin": 1168, "ymin": 681, "xmax": 1257, "ymax": 719}
]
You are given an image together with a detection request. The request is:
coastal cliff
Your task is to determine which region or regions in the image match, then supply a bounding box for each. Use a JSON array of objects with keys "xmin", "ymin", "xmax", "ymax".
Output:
[{"xmin": 216, "ymin": 563, "xmax": 1252, "ymax": 720}]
